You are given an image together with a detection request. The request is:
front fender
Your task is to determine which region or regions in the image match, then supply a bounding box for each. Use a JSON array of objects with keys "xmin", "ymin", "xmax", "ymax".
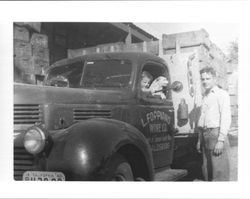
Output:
[{"xmin": 46, "ymin": 118, "xmax": 153, "ymax": 180}]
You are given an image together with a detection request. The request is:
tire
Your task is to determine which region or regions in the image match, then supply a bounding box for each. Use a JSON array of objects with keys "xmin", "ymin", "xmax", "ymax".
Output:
[{"xmin": 105, "ymin": 153, "xmax": 134, "ymax": 181}]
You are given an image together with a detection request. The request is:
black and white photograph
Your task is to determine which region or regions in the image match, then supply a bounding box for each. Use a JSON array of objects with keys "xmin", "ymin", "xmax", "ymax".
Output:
[
  {"xmin": 13, "ymin": 22, "xmax": 238, "ymax": 182},
  {"xmin": 0, "ymin": 1, "xmax": 250, "ymax": 198}
]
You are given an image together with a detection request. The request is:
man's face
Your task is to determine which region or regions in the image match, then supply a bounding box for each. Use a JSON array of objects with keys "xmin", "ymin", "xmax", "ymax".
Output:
[{"xmin": 200, "ymin": 72, "xmax": 216, "ymax": 91}]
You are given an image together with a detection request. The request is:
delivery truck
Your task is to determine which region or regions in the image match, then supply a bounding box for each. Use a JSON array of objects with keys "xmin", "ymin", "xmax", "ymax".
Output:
[{"xmin": 14, "ymin": 29, "xmax": 228, "ymax": 181}]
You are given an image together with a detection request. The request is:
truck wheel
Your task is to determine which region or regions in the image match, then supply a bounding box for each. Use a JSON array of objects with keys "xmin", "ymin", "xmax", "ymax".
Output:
[{"xmin": 106, "ymin": 154, "xmax": 134, "ymax": 181}]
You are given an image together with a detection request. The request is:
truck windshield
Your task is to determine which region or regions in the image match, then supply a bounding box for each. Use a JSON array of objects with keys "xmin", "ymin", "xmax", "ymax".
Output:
[
  {"xmin": 46, "ymin": 62, "xmax": 84, "ymax": 88},
  {"xmin": 81, "ymin": 59, "xmax": 132, "ymax": 88}
]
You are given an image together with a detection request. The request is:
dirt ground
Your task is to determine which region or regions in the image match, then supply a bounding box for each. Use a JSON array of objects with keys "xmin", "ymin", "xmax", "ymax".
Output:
[
  {"xmin": 228, "ymin": 130, "xmax": 238, "ymax": 181},
  {"xmin": 191, "ymin": 130, "xmax": 238, "ymax": 181}
]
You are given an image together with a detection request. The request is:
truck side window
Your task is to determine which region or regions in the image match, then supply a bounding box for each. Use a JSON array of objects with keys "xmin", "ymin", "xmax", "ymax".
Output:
[{"xmin": 141, "ymin": 63, "xmax": 170, "ymax": 100}]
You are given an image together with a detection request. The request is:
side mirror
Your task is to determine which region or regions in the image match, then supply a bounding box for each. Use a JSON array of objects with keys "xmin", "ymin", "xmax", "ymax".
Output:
[{"xmin": 171, "ymin": 81, "xmax": 183, "ymax": 92}]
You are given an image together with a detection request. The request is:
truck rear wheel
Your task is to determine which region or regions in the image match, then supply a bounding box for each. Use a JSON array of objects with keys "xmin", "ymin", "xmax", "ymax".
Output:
[{"xmin": 106, "ymin": 153, "xmax": 134, "ymax": 181}]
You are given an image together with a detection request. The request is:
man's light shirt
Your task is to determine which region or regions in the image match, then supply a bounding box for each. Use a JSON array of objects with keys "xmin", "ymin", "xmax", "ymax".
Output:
[{"xmin": 198, "ymin": 86, "xmax": 231, "ymax": 141}]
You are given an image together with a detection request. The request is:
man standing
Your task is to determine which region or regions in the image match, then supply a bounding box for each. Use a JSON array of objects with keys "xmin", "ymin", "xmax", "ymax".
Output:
[{"xmin": 197, "ymin": 67, "xmax": 231, "ymax": 181}]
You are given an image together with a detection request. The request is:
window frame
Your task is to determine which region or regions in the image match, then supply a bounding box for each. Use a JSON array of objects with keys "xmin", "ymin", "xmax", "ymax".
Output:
[
  {"xmin": 45, "ymin": 60, "xmax": 85, "ymax": 88},
  {"xmin": 138, "ymin": 60, "xmax": 172, "ymax": 104}
]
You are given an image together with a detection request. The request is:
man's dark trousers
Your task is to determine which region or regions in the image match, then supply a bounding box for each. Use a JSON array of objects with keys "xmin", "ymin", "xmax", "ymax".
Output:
[{"xmin": 201, "ymin": 128, "xmax": 230, "ymax": 181}]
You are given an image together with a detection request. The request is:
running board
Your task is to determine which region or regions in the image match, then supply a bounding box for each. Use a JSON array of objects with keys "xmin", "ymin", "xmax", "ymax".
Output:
[{"xmin": 154, "ymin": 169, "xmax": 187, "ymax": 181}]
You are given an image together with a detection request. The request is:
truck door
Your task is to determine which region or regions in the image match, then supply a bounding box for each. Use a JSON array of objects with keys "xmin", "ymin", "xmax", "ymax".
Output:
[{"xmin": 135, "ymin": 61, "xmax": 175, "ymax": 169}]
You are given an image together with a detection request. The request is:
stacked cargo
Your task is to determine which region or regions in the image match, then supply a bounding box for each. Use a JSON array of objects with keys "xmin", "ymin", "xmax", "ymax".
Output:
[
  {"xmin": 67, "ymin": 41, "xmax": 160, "ymax": 58},
  {"xmin": 14, "ymin": 26, "xmax": 33, "ymax": 83},
  {"xmin": 14, "ymin": 23, "xmax": 49, "ymax": 84},
  {"xmin": 30, "ymin": 33, "xmax": 50, "ymax": 73},
  {"xmin": 227, "ymin": 62, "xmax": 238, "ymax": 128}
]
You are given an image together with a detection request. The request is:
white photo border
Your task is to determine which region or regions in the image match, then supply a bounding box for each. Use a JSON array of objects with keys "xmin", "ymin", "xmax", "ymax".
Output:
[{"xmin": 0, "ymin": 1, "xmax": 249, "ymax": 198}]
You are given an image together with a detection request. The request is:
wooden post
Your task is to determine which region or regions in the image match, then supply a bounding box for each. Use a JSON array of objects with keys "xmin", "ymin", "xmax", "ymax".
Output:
[
  {"xmin": 125, "ymin": 25, "xmax": 132, "ymax": 44},
  {"xmin": 159, "ymin": 37, "xmax": 163, "ymax": 56},
  {"xmin": 143, "ymin": 41, "xmax": 147, "ymax": 52},
  {"xmin": 176, "ymin": 39, "xmax": 180, "ymax": 54}
]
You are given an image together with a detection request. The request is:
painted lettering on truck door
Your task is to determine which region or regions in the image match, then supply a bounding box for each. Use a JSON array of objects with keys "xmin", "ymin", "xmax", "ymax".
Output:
[
  {"xmin": 141, "ymin": 110, "xmax": 171, "ymax": 151},
  {"xmin": 137, "ymin": 106, "xmax": 175, "ymax": 168}
]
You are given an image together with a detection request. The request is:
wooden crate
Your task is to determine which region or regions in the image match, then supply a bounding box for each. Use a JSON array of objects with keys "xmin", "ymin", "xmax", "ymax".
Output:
[
  {"xmin": 68, "ymin": 47, "xmax": 96, "ymax": 58},
  {"xmin": 231, "ymin": 115, "xmax": 238, "ymax": 128},
  {"xmin": 162, "ymin": 29, "xmax": 211, "ymax": 50},
  {"xmin": 144, "ymin": 41, "xmax": 159, "ymax": 55},
  {"xmin": 14, "ymin": 72, "xmax": 36, "ymax": 84},
  {"xmin": 32, "ymin": 46, "xmax": 49, "ymax": 61},
  {"xmin": 14, "ymin": 26, "xmax": 30, "ymax": 42},
  {"xmin": 230, "ymin": 95, "xmax": 238, "ymax": 106},
  {"xmin": 30, "ymin": 33, "xmax": 48, "ymax": 48},
  {"xmin": 231, "ymin": 105, "xmax": 238, "ymax": 116},
  {"xmin": 14, "ymin": 56, "xmax": 33, "ymax": 74},
  {"xmin": 14, "ymin": 40, "xmax": 32, "ymax": 58},
  {"xmin": 14, "ymin": 56, "xmax": 46, "ymax": 75},
  {"xmin": 96, "ymin": 42, "xmax": 124, "ymax": 53},
  {"xmin": 124, "ymin": 42, "xmax": 143, "ymax": 52},
  {"xmin": 68, "ymin": 40, "xmax": 160, "ymax": 58},
  {"xmin": 31, "ymin": 57, "xmax": 49, "ymax": 71},
  {"xmin": 15, "ymin": 22, "xmax": 41, "ymax": 33}
]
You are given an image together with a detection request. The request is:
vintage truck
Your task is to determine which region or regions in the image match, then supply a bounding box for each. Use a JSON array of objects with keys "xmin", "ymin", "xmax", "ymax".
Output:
[
  {"xmin": 14, "ymin": 29, "xmax": 228, "ymax": 181},
  {"xmin": 14, "ymin": 52, "xmax": 188, "ymax": 181}
]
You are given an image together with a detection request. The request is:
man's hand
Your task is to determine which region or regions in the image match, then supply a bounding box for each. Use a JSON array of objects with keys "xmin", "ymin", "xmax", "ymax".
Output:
[
  {"xmin": 213, "ymin": 141, "xmax": 224, "ymax": 156},
  {"xmin": 196, "ymin": 141, "xmax": 201, "ymax": 153}
]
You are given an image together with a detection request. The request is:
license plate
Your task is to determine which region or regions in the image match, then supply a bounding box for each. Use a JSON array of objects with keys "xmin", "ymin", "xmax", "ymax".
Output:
[{"xmin": 23, "ymin": 171, "xmax": 65, "ymax": 181}]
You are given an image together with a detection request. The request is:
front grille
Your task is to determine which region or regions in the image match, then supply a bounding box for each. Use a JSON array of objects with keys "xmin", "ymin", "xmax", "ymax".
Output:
[
  {"xmin": 73, "ymin": 109, "xmax": 112, "ymax": 121},
  {"xmin": 14, "ymin": 104, "xmax": 42, "ymax": 125},
  {"xmin": 14, "ymin": 147, "xmax": 35, "ymax": 181}
]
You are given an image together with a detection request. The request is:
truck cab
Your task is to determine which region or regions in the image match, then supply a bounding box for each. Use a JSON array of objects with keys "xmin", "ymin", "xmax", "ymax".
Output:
[{"xmin": 14, "ymin": 52, "xmax": 185, "ymax": 181}]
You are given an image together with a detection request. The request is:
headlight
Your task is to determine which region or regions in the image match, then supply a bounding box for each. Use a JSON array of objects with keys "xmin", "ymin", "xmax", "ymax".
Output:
[{"xmin": 23, "ymin": 126, "xmax": 46, "ymax": 154}]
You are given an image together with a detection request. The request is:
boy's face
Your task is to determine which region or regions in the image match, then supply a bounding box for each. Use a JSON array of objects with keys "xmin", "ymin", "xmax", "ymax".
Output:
[
  {"xmin": 141, "ymin": 72, "xmax": 152, "ymax": 88},
  {"xmin": 200, "ymin": 72, "xmax": 216, "ymax": 91}
]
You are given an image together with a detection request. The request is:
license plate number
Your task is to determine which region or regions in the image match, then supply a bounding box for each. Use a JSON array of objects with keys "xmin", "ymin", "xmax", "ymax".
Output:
[{"xmin": 23, "ymin": 171, "xmax": 65, "ymax": 181}]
